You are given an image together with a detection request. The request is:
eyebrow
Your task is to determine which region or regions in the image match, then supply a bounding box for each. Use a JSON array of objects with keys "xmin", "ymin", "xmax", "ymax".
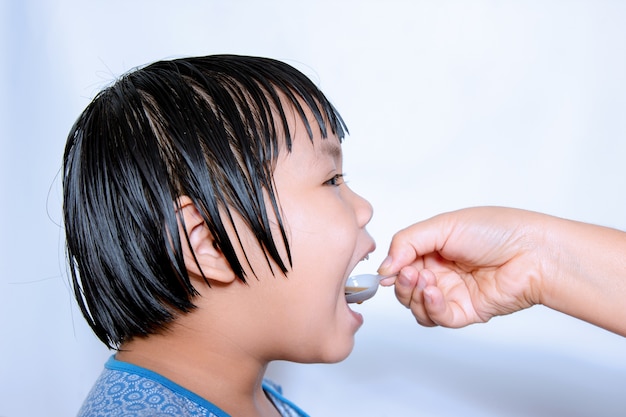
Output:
[{"xmin": 319, "ymin": 139, "xmax": 342, "ymax": 161}]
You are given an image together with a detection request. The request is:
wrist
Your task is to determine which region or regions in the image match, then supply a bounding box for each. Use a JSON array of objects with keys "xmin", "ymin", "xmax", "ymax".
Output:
[
  {"xmin": 517, "ymin": 212, "xmax": 562, "ymax": 308},
  {"xmin": 534, "ymin": 214, "xmax": 626, "ymax": 335},
  {"xmin": 532, "ymin": 214, "xmax": 573, "ymax": 309}
]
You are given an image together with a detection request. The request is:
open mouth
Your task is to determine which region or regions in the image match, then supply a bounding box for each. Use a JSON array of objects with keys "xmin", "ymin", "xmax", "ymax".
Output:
[{"xmin": 344, "ymin": 249, "xmax": 376, "ymax": 303}]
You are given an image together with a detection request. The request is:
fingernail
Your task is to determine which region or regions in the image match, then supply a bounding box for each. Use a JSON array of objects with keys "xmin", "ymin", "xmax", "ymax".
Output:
[
  {"xmin": 379, "ymin": 276, "xmax": 396, "ymax": 286},
  {"xmin": 417, "ymin": 274, "xmax": 427, "ymax": 290},
  {"xmin": 424, "ymin": 292, "xmax": 433, "ymax": 304},
  {"xmin": 378, "ymin": 255, "xmax": 393, "ymax": 272},
  {"xmin": 397, "ymin": 271, "xmax": 411, "ymax": 287}
]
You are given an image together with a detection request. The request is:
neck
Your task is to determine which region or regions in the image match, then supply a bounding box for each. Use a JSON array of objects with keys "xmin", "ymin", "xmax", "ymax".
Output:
[{"xmin": 116, "ymin": 314, "xmax": 278, "ymax": 417}]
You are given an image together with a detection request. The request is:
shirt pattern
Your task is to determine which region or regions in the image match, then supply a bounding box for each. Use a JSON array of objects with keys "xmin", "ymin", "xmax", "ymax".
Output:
[{"xmin": 77, "ymin": 356, "xmax": 309, "ymax": 417}]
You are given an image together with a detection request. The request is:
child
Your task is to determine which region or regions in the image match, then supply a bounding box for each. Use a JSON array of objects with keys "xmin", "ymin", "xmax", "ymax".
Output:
[{"xmin": 63, "ymin": 54, "xmax": 375, "ymax": 416}]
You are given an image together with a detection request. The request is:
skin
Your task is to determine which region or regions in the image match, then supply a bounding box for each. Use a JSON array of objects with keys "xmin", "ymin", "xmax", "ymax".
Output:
[
  {"xmin": 117, "ymin": 106, "xmax": 375, "ymax": 417},
  {"xmin": 377, "ymin": 206, "xmax": 626, "ymax": 336}
]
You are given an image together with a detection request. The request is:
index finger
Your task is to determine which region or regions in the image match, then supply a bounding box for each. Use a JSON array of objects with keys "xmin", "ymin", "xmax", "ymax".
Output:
[{"xmin": 378, "ymin": 213, "xmax": 453, "ymax": 276}]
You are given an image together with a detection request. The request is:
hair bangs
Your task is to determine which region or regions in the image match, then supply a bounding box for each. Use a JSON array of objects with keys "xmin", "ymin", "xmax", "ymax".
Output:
[{"xmin": 63, "ymin": 55, "xmax": 348, "ymax": 348}]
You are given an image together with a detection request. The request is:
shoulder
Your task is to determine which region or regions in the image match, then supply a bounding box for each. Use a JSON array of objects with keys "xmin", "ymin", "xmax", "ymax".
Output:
[{"xmin": 77, "ymin": 356, "xmax": 227, "ymax": 417}]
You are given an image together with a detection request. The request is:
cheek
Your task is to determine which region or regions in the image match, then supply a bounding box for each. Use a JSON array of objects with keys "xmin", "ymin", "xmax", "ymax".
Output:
[
  {"xmin": 287, "ymin": 205, "xmax": 358, "ymax": 274},
  {"xmin": 287, "ymin": 204, "xmax": 357, "ymax": 245}
]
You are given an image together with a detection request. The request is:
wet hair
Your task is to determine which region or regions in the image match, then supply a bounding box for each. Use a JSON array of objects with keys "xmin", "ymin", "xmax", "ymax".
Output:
[{"xmin": 63, "ymin": 54, "xmax": 347, "ymax": 348}]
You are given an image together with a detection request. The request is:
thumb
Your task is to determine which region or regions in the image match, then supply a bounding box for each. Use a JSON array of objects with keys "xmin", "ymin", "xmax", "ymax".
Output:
[
  {"xmin": 377, "ymin": 249, "xmax": 416, "ymax": 278},
  {"xmin": 378, "ymin": 217, "xmax": 450, "ymax": 276}
]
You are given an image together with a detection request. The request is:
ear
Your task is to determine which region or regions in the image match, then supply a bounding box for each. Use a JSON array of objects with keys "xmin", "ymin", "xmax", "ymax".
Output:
[{"xmin": 176, "ymin": 196, "xmax": 237, "ymax": 285}]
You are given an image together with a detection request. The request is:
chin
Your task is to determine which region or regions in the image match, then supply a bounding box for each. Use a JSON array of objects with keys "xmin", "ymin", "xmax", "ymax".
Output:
[
  {"xmin": 317, "ymin": 338, "xmax": 355, "ymax": 364},
  {"xmin": 287, "ymin": 338, "xmax": 355, "ymax": 364}
]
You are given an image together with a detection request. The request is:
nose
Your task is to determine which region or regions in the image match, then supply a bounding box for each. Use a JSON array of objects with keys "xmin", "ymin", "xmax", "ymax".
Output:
[{"xmin": 347, "ymin": 187, "xmax": 373, "ymax": 228}]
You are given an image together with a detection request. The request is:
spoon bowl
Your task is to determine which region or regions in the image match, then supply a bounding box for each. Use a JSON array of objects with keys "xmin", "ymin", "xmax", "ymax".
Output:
[{"xmin": 345, "ymin": 274, "xmax": 386, "ymax": 304}]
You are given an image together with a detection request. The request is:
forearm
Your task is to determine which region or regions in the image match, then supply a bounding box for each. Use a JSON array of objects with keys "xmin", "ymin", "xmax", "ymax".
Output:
[{"xmin": 539, "ymin": 216, "xmax": 626, "ymax": 336}]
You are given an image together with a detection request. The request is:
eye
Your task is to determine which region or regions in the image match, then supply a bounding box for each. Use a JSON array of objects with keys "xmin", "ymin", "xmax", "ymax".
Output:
[{"xmin": 324, "ymin": 173, "xmax": 346, "ymax": 187}]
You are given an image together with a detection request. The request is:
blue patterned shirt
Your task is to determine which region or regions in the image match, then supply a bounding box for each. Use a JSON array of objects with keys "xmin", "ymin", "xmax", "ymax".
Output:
[{"xmin": 77, "ymin": 356, "xmax": 309, "ymax": 417}]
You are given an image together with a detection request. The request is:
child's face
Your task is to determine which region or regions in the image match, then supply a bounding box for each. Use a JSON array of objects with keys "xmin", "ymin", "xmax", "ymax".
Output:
[{"xmin": 235, "ymin": 110, "xmax": 375, "ymax": 364}]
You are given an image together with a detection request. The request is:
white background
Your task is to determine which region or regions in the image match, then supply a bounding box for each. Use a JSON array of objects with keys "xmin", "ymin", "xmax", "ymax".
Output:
[{"xmin": 2, "ymin": 1, "xmax": 626, "ymax": 416}]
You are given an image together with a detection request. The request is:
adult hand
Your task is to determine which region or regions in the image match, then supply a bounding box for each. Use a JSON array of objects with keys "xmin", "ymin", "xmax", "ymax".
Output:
[
  {"xmin": 378, "ymin": 206, "xmax": 626, "ymax": 336},
  {"xmin": 378, "ymin": 207, "xmax": 546, "ymax": 328}
]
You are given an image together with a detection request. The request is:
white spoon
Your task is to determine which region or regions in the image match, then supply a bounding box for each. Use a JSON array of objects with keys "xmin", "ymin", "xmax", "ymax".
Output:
[{"xmin": 345, "ymin": 274, "xmax": 390, "ymax": 304}]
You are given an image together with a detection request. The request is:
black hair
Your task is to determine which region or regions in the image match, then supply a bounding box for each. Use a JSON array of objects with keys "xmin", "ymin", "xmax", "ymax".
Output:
[{"xmin": 63, "ymin": 54, "xmax": 347, "ymax": 348}]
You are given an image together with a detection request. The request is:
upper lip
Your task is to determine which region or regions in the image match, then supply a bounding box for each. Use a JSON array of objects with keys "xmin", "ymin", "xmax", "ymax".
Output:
[
  {"xmin": 345, "ymin": 238, "xmax": 376, "ymax": 280},
  {"xmin": 358, "ymin": 241, "xmax": 377, "ymax": 265}
]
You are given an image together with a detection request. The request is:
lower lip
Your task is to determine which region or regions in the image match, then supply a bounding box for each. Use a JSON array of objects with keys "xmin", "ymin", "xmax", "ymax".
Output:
[{"xmin": 349, "ymin": 308, "xmax": 364, "ymax": 328}]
